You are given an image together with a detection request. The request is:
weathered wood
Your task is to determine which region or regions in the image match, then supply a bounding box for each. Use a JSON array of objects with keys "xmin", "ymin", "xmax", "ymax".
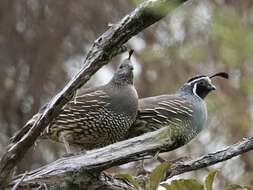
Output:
[
  {"xmin": 9, "ymin": 127, "xmax": 172, "ymax": 189},
  {"xmin": 0, "ymin": 0, "xmax": 188, "ymax": 189},
  {"xmin": 9, "ymin": 133, "xmax": 253, "ymax": 189}
]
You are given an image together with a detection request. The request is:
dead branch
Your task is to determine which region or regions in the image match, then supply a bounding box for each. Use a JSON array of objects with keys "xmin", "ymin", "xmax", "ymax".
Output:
[
  {"xmin": 0, "ymin": 0, "xmax": 188, "ymax": 189},
  {"xmin": 8, "ymin": 129, "xmax": 253, "ymax": 189}
]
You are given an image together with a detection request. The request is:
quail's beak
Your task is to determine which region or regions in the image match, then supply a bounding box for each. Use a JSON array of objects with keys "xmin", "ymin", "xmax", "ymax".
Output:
[
  {"xmin": 126, "ymin": 65, "xmax": 133, "ymax": 75},
  {"xmin": 208, "ymin": 83, "xmax": 216, "ymax": 91}
]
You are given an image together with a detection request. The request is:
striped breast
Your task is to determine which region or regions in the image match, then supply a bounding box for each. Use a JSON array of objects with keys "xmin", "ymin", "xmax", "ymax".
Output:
[{"xmin": 43, "ymin": 88, "xmax": 135, "ymax": 150}]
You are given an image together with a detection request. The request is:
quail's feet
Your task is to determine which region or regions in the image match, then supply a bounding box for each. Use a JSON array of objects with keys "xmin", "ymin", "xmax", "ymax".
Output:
[
  {"xmin": 61, "ymin": 134, "xmax": 87, "ymax": 157},
  {"xmin": 136, "ymin": 160, "xmax": 151, "ymax": 176},
  {"xmin": 136, "ymin": 152, "xmax": 166, "ymax": 176}
]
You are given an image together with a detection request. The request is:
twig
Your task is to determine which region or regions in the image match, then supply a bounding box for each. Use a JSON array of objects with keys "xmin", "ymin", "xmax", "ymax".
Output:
[
  {"xmin": 11, "ymin": 172, "xmax": 27, "ymax": 190},
  {"xmin": 165, "ymin": 136, "xmax": 253, "ymax": 179}
]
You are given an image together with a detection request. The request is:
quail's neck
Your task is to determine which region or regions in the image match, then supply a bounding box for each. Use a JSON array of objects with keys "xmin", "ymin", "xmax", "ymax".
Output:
[
  {"xmin": 110, "ymin": 75, "xmax": 133, "ymax": 87},
  {"xmin": 110, "ymin": 81, "xmax": 133, "ymax": 89},
  {"xmin": 178, "ymin": 84, "xmax": 194, "ymax": 96}
]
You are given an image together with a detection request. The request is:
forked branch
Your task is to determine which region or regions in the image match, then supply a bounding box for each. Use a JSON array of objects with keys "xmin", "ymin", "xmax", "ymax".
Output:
[{"xmin": 0, "ymin": 0, "xmax": 188, "ymax": 189}]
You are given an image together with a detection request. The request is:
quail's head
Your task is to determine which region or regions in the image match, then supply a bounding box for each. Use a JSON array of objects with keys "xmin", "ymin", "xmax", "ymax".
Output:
[
  {"xmin": 111, "ymin": 50, "xmax": 134, "ymax": 85},
  {"xmin": 184, "ymin": 72, "xmax": 229, "ymax": 99}
]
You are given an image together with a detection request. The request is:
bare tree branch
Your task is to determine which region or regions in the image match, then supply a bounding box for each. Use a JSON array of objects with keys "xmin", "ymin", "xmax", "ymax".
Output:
[
  {"xmin": 0, "ymin": 0, "xmax": 188, "ymax": 188},
  {"xmin": 8, "ymin": 128, "xmax": 169, "ymax": 189},
  {"xmin": 8, "ymin": 129, "xmax": 253, "ymax": 189},
  {"xmin": 165, "ymin": 136, "xmax": 253, "ymax": 179}
]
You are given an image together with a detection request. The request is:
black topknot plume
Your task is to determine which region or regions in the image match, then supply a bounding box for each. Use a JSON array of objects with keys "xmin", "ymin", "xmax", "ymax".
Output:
[
  {"xmin": 187, "ymin": 75, "xmax": 206, "ymax": 83},
  {"xmin": 210, "ymin": 72, "xmax": 229, "ymax": 79},
  {"xmin": 128, "ymin": 49, "xmax": 134, "ymax": 60}
]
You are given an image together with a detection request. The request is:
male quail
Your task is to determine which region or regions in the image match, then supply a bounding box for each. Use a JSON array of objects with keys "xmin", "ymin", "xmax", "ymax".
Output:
[
  {"xmin": 128, "ymin": 72, "xmax": 228, "ymax": 151},
  {"xmin": 11, "ymin": 50, "xmax": 138, "ymax": 152}
]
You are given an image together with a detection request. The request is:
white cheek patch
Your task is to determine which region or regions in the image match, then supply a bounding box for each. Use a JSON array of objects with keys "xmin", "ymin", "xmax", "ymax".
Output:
[{"xmin": 193, "ymin": 83, "xmax": 198, "ymax": 96}]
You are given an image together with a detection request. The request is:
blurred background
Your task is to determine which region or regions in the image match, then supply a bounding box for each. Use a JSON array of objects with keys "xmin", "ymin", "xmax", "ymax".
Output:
[{"xmin": 0, "ymin": 0, "xmax": 253, "ymax": 188}]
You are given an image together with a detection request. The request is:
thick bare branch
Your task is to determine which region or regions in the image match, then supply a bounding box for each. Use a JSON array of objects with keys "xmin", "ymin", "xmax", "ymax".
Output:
[
  {"xmin": 8, "ymin": 129, "xmax": 253, "ymax": 189},
  {"xmin": 9, "ymin": 128, "xmax": 170, "ymax": 189},
  {"xmin": 0, "ymin": 0, "xmax": 188, "ymax": 188}
]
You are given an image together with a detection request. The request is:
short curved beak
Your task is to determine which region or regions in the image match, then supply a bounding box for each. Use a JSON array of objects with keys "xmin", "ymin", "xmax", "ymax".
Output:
[{"xmin": 209, "ymin": 83, "xmax": 216, "ymax": 91}]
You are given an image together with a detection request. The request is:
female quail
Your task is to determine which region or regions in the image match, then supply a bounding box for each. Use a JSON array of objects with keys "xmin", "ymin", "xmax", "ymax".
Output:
[
  {"xmin": 11, "ymin": 51, "xmax": 138, "ymax": 151},
  {"xmin": 128, "ymin": 72, "xmax": 228, "ymax": 150}
]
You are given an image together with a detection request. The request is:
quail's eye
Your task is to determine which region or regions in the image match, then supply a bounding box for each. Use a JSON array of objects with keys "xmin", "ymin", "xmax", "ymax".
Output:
[
  {"xmin": 199, "ymin": 81, "xmax": 204, "ymax": 85},
  {"xmin": 119, "ymin": 65, "xmax": 124, "ymax": 69}
]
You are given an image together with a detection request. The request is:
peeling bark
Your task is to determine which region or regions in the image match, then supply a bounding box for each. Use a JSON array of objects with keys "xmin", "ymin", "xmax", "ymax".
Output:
[
  {"xmin": 8, "ymin": 130, "xmax": 253, "ymax": 189},
  {"xmin": 0, "ymin": 0, "xmax": 188, "ymax": 189}
]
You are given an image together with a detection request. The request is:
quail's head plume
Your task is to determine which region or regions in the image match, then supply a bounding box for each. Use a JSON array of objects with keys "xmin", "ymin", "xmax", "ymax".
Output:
[
  {"xmin": 181, "ymin": 72, "xmax": 229, "ymax": 99},
  {"xmin": 10, "ymin": 50, "xmax": 138, "ymax": 152}
]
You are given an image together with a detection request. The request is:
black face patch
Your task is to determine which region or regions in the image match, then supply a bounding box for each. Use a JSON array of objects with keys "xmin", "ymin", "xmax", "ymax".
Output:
[
  {"xmin": 193, "ymin": 79, "xmax": 215, "ymax": 99},
  {"xmin": 195, "ymin": 83, "xmax": 211, "ymax": 99}
]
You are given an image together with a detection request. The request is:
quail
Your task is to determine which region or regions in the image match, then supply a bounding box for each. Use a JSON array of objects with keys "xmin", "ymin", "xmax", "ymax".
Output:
[
  {"xmin": 128, "ymin": 72, "xmax": 229, "ymax": 151},
  {"xmin": 11, "ymin": 50, "xmax": 138, "ymax": 152}
]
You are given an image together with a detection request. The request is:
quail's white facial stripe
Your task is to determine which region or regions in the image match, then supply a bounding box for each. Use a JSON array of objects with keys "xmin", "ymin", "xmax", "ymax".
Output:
[{"xmin": 193, "ymin": 83, "xmax": 198, "ymax": 96}]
